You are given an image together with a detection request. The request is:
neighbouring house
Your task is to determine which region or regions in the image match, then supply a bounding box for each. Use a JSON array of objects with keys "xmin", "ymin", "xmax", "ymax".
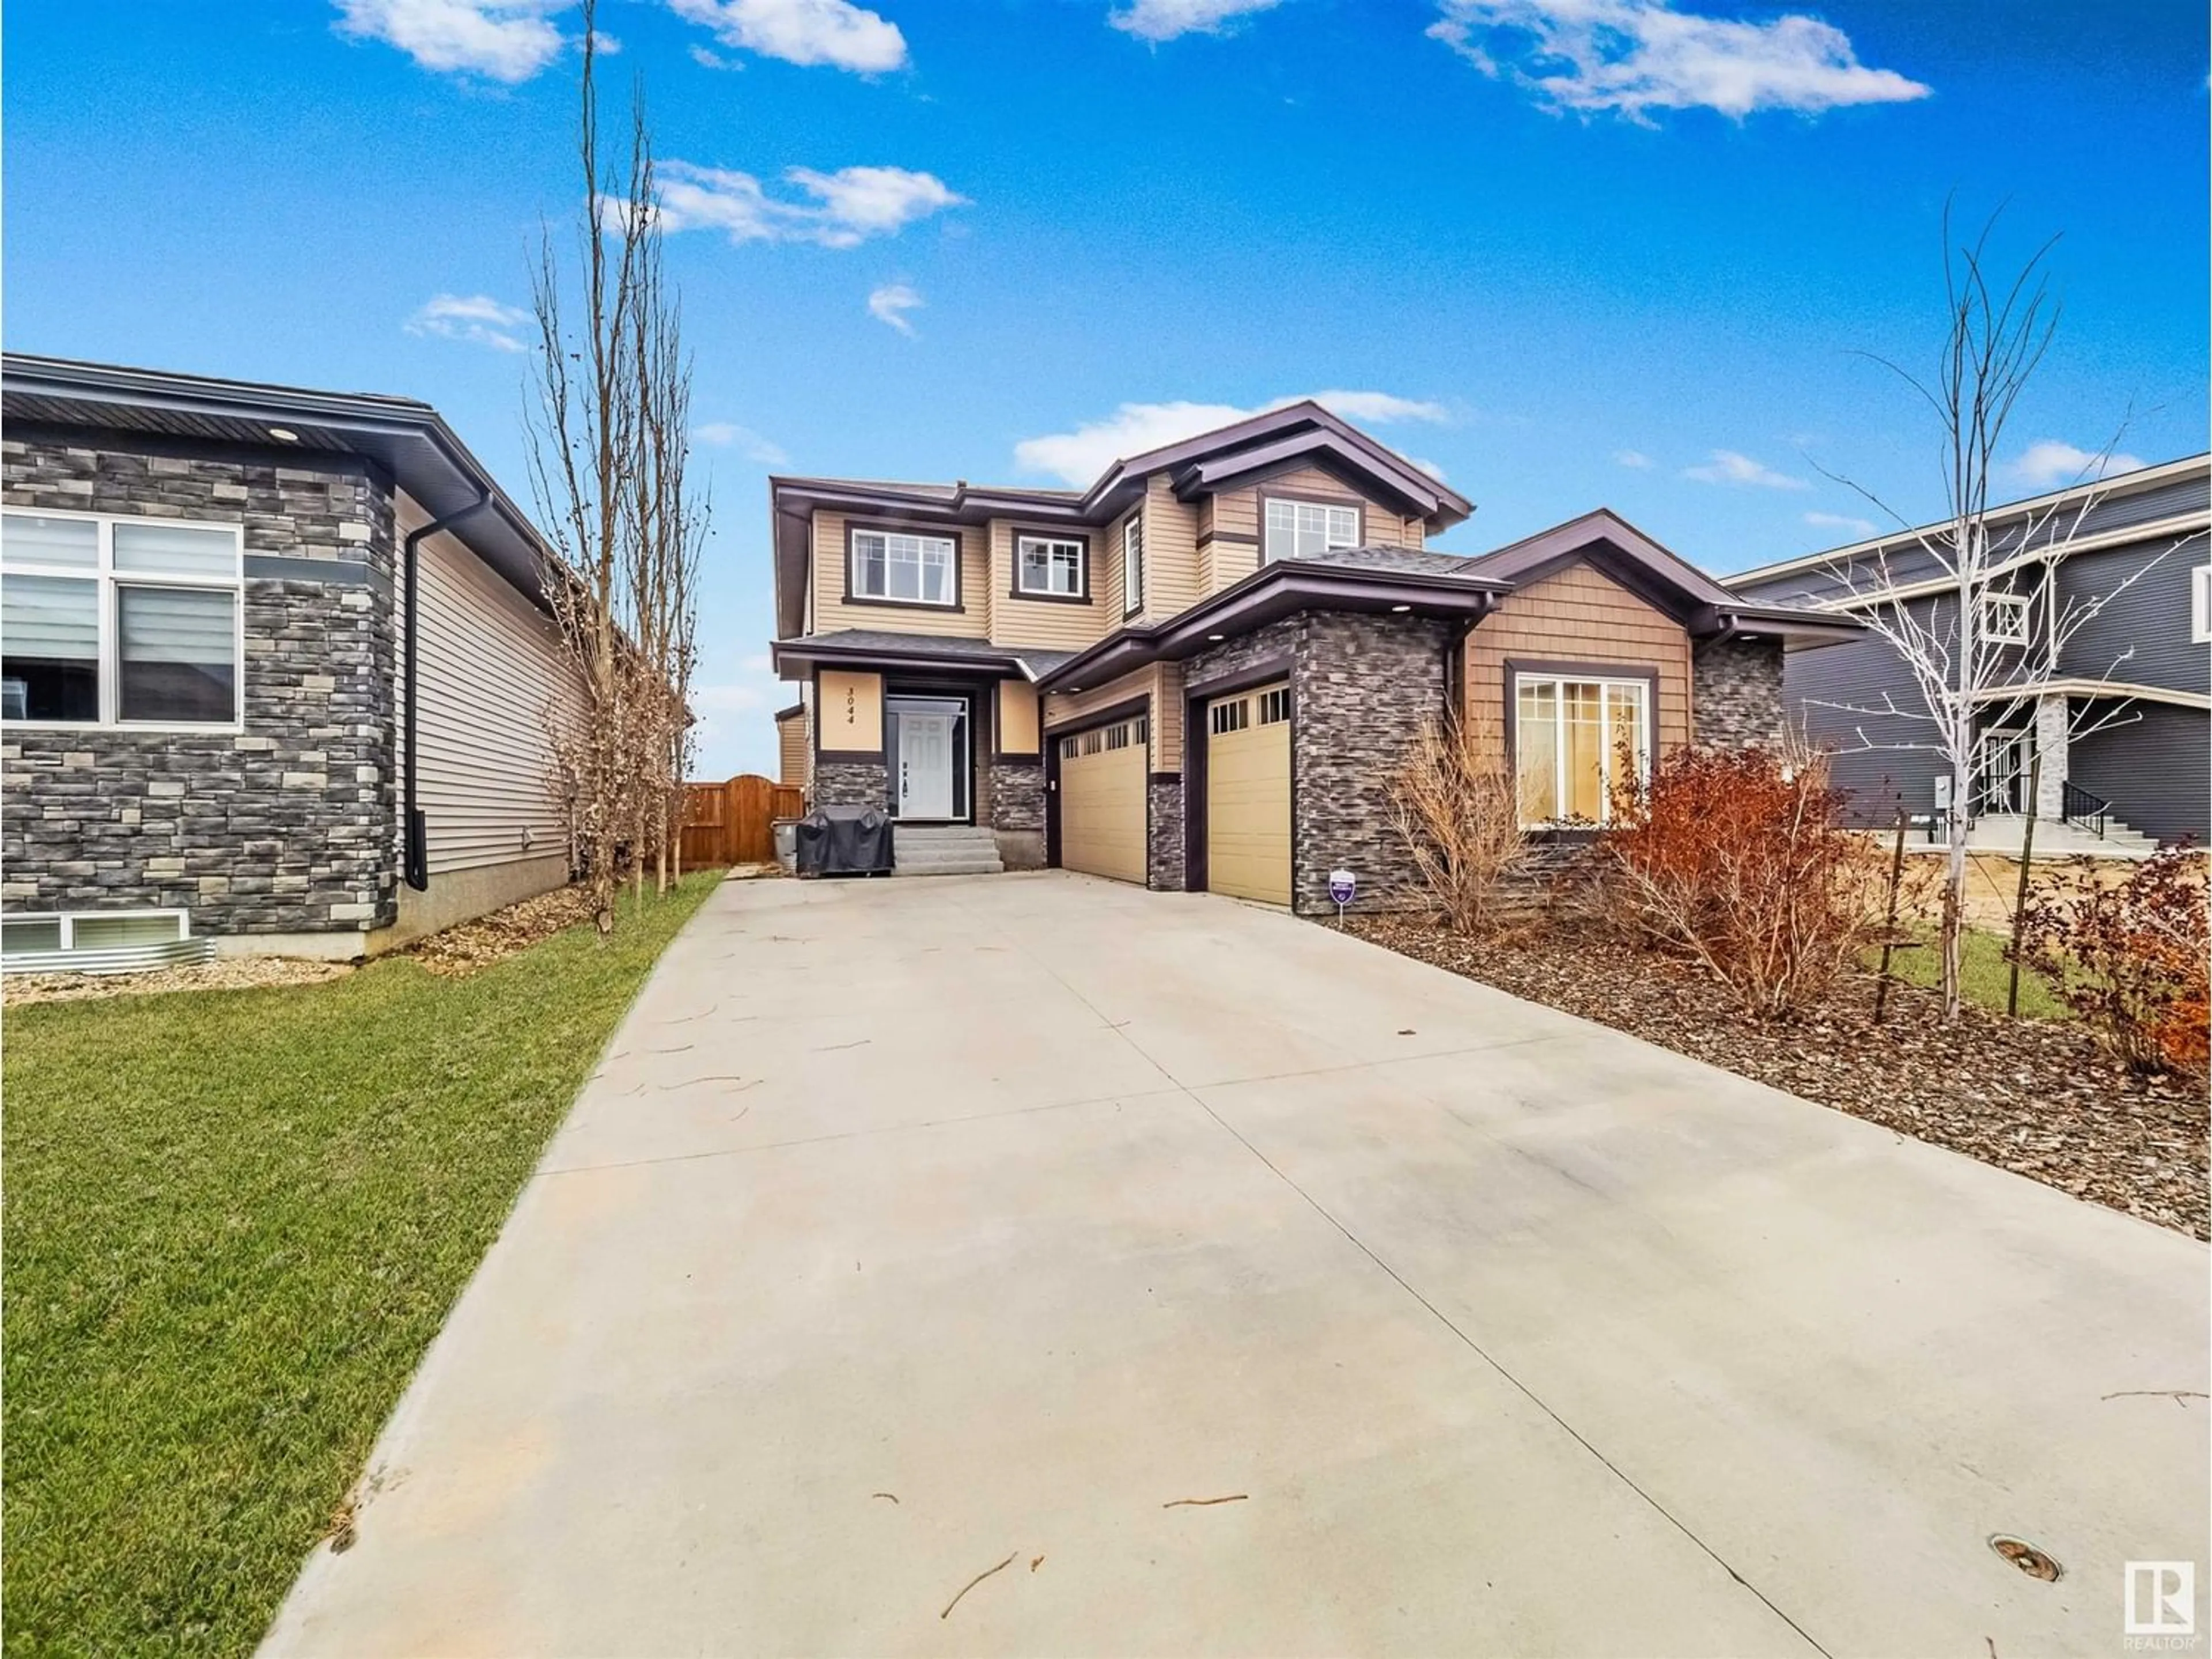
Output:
[
  {"xmin": 1726, "ymin": 454, "xmax": 2211, "ymax": 852},
  {"xmin": 767, "ymin": 401, "xmax": 1858, "ymax": 914},
  {"xmin": 1, "ymin": 353, "xmax": 588, "ymax": 968}
]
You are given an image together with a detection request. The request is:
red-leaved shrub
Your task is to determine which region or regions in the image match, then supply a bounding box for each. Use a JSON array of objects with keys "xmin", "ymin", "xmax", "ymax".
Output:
[
  {"xmin": 1594, "ymin": 745, "xmax": 1881, "ymax": 1019},
  {"xmin": 2016, "ymin": 847, "xmax": 2209, "ymax": 1080}
]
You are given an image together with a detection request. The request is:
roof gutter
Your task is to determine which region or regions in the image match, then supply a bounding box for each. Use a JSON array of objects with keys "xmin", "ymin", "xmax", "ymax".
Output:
[{"xmin": 402, "ymin": 484, "xmax": 494, "ymax": 891}]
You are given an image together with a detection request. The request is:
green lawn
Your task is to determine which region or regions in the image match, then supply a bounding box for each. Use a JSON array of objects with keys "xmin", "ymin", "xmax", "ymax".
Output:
[
  {"xmin": 1870, "ymin": 921, "xmax": 2071, "ymax": 1020},
  {"xmin": 2, "ymin": 874, "xmax": 717, "ymax": 1657}
]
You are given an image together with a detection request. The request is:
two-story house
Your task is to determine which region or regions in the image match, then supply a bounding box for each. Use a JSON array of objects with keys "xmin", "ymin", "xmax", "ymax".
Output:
[
  {"xmin": 1726, "ymin": 454, "xmax": 2211, "ymax": 850},
  {"xmin": 768, "ymin": 402, "xmax": 1857, "ymax": 914}
]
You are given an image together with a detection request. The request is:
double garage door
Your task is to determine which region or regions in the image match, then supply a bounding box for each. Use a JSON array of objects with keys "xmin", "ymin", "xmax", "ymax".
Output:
[{"xmin": 1055, "ymin": 684, "xmax": 1290, "ymax": 907}]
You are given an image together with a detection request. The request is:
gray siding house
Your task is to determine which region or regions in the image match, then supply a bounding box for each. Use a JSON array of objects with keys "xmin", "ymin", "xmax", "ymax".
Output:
[
  {"xmin": 1726, "ymin": 456, "xmax": 2211, "ymax": 847},
  {"xmin": 1, "ymin": 355, "xmax": 586, "ymax": 966}
]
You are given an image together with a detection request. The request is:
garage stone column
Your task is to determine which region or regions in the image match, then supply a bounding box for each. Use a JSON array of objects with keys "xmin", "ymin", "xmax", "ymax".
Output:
[
  {"xmin": 1147, "ymin": 775, "xmax": 1184, "ymax": 890},
  {"xmin": 2033, "ymin": 693, "xmax": 2069, "ymax": 820}
]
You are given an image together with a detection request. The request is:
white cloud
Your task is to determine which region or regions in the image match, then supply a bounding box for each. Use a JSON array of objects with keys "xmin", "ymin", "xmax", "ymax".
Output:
[
  {"xmin": 1682, "ymin": 448, "xmax": 1809, "ymax": 490},
  {"xmin": 1408, "ymin": 457, "xmax": 1449, "ymax": 482},
  {"xmin": 690, "ymin": 43, "xmax": 743, "ymax": 67},
  {"xmin": 1014, "ymin": 392, "xmax": 1449, "ymax": 487},
  {"xmin": 694, "ymin": 422, "xmax": 789, "ymax": 465},
  {"xmin": 668, "ymin": 0, "xmax": 907, "ymax": 72},
  {"xmin": 1108, "ymin": 0, "xmax": 1284, "ymax": 43},
  {"xmin": 868, "ymin": 282, "xmax": 925, "ymax": 336},
  {"xmin": 1428, "ymin": 0, "xmax": 1931, "ymax": 120},
  {"xmin": 405, "ymin": 293, "xmax": 533, "ymax": 351},
  {"xmin": 652, "ymin": 162, "xmax": 965, "ymax": 249},
  {"xmin": 332, "ymin": 0, "xmax": 566, "ymax": 82},
  {"xmin": 2006, "ymin": 438, "xmax": 2148, "ymax": 489},
  {"xmin": 1613, "ymin": 448, "xmax": 1654, "ymax": 469},
  {"xmin": 1803, "ymin": 510, "xmax": 1876, "ymax": 536}
]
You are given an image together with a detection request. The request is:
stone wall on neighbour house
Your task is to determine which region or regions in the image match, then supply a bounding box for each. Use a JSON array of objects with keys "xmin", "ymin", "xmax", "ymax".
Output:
[
  {"xmin": 1691, "ymin": 636, "xmax": 1786, "ymax": 750},
  {"xmin": 1181, "ymin": 609, "xmax": 1451, "ymax": 916},
  {"xmin": 2, "ymin": 431, "xmax": 401, "ymax": 939}
]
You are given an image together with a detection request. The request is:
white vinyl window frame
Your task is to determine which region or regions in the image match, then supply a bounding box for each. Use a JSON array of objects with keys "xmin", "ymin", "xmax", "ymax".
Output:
[
  {"xmin": 1978, "ymin": 590, "xmax": 2032, "ymax": 647},
  {"xmin": 0, "ymin": 908, "xmax": 191, "ymax": 953},
  {"xmin": 1512, "ymin": 671, "xmax": 1652, "ymax": 830},
  {"xmin": 2192, "ymin": 566, "xmax": 2212, "ymax": 645},
  {"xmin": 847, "ymin": 526, "xmax": 957, "ymax": 608},
  {"xmin": 1122, "ymin": 516, "xmax": 1145, "ymax": 617},
  {"xmin": 0, "ymin": 506, "xmax": 246, "ymax": 732},
  {"xmin": 1014, "ymin": 533, "xmax": 1085, "ymax": 599},
  {"xmin": 1262, "ymin": 497, "xmax": 1361, "ymax": 563}
]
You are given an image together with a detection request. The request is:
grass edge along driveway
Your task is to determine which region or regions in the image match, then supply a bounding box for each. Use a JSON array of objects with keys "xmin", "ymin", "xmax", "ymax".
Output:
[{"xmin": 2, "ymin": 873, "xmax": 717, "ymax": 1658}]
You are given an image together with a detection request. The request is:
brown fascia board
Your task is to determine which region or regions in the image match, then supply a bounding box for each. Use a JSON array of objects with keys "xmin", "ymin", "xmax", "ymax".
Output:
[
  {"xmin": 774, "ymin": 701, "xmax": 806, "ymax": 721},
  {"xmin": 1034, "ymin": 561, "xmax": 1506, "ymax": 692},
  {"xmin": 1168, "ymin": 432, "xmax": 1453, "ymax": 524},
  {"xmin": 768, "ymin": 635, "xmax": 1033, "ymax": 681},
  {"xmin": 1468, "ymin": 507, "xmax": 1736, "ymax": 605},
  {"xmin": 1689, "ymin": 602, "xmax": 1865, "ymax": 649}
]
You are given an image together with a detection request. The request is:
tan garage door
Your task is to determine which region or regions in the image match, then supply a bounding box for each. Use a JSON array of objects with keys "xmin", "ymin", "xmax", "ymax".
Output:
[
  {"xmin": 1205, "ymin": 683, "xmax": 1291, "ymax": 906},
  {"xmin": 1057, "ymin": 715, "xmax": 1147, "ymax": 885}
]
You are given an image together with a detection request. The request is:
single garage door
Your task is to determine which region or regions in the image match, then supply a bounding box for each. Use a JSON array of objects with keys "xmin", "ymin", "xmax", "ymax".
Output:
[
  {"xmin": 1205, "ymin": 683, "xmax": 1291, "ymax": 906},
  {"xmin": 1057, "ymin": 715, "xmax": 1147, "ymax": 885}
]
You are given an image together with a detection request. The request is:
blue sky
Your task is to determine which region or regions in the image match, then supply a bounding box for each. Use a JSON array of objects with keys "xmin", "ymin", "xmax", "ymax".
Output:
[{"xmin": 6, "ymin": 0, "xmax": 2206, "ymax": 775}]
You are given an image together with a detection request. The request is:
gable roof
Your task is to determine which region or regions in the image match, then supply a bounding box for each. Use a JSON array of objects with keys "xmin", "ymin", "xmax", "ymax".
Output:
[
  {"xmin": 1461, "ymin": 507, "xmax": 1861, "ymax": 646},
  {"xmin": 770, "ymin": 399, "xmax": 1474, "ymax": 639}
]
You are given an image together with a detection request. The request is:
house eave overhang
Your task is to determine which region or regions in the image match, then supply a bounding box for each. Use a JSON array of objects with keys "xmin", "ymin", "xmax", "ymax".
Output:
[
  {"xmin": 2, "ymin": 351, "xmax": 558, "ymax": 614},
  {"xmin": 1166, "ymin": 431, "xmax": 1456, "ymax": 525},
  {"xmin": 1034, "ymin": 562, "xmax": 1506, "ymax": 695},
  {"xmin": 769, "ymin": 635, "xmax": 1059, "ymax": 683},
  {"xmin": 1687, "ymin": 603, "xmax": 1866, "ymax": 649}
]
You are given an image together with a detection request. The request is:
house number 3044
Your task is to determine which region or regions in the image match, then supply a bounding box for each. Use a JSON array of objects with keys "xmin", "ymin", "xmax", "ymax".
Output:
[{"xmin": 844, "ymin": 686, "xmax": 856, "ymax": 727}]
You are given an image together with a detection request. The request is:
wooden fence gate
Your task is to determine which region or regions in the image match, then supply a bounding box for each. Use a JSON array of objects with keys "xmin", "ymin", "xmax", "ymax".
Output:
[{"xmin": 681, "ymin": 774, "xmax": 804, "ymax": 866}]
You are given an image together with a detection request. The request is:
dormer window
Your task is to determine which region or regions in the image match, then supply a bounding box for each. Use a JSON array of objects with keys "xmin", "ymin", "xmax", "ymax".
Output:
[
  {"xmin": 1015, "ymin": 533, "xmax": 1086, "ymax": 599},
  {"xmin": 1264, "ymin": 497, "xmax": 1361, "ymax": 562}
]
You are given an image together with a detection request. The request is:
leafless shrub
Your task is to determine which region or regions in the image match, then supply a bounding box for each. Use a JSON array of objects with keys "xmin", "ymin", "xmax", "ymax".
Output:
[{"xmin": 1389, "ymin": 717, "xmax": 1529, "ymax": 935}]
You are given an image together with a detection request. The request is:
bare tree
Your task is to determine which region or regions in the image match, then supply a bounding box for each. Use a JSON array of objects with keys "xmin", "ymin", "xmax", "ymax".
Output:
[
  {"xmin": 1806, "ymin": 205, "xmax": 2192, "ymax": 1022},
  {"xmin": 526, "ymin": 3, "xmax": 703, "ymax": 930},
  {"xmin": 1389, "ymin": 715, "xmax": 1529, "ymax": 934}
]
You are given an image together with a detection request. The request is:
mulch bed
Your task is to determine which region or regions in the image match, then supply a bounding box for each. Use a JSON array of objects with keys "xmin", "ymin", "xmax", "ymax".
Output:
[
  {"xmin": 1341, "ymin": 916, "xmax": 2209, "ymax": 1241},
  {"xmin": 404, "ymin": 884, "xmax": 600, "ymax": 976}
]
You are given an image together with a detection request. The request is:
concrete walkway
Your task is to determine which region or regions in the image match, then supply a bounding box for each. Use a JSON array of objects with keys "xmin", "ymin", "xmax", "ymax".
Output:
[{"xmin": 264, "ymin": 873, "xmax": 2208, "ymax": 1657}]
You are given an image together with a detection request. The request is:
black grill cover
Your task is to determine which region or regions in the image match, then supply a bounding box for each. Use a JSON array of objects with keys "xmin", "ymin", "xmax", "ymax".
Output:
[{"xmin": 794, "ymin": 805, "xmax": 894, "ymax": 877}]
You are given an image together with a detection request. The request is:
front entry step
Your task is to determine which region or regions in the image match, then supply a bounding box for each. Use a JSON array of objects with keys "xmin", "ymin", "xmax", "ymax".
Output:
[{"xmin": 892, "ymin": 824, "xmax": 1003, "ymax": 877}]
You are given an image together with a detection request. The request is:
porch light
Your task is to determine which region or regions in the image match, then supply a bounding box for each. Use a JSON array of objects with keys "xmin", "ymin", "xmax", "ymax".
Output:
[
  {"xmin": 1389, "ymin": 604, "xmax": 1411, "ymax": 612},
  {"xmin": 268, "ymin": 427, "xmax": 300, "ymax": 442},
  {"xmin": 1207, "ymin": 632, "xmax": 1224, "ymax": 641}
]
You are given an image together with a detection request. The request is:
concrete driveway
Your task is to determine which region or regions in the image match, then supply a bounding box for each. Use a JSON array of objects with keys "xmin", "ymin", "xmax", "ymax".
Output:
[{"xmin": 265, "ymin": 872, "xmax": 2208, "ymax": 1658}]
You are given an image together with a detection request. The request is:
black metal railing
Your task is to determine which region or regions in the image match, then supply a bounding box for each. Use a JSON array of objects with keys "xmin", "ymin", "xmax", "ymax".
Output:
[{"xmin": 2060, "ymin": 779, "xmax": 2109, "ymax": 839}]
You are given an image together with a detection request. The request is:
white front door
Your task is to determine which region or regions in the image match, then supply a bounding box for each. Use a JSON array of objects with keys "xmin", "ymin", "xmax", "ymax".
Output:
[{"xmin": 897, "ymin": 713, "xmax": 957, "ymax": 819}]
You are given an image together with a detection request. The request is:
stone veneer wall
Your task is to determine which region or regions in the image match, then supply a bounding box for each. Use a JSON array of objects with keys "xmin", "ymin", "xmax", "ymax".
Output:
[
  {"xmin": 1691, "ymin": 637, "xmax": 1786, "ymax": 749},
  {"xmin": 2, "ymin": 430, "xmax": 400, "ymax": 939},
  {"xmin": 812, "ymin": 757, "xmax": 888, "ymax": 809},
  {"xmin": 1147, "ymin": 777, "xmax": 1184, "ymax": 890},
  {"xmin": 988, "ymin": 760, "xmax": 1044, "ymax": 869},
  {"xmin": 1182, "ymin": 609, "xmax": 1450, "ymax": 916}
]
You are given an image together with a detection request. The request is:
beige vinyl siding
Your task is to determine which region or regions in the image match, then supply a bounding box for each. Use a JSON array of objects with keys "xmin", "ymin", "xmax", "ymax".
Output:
[
  {"xmin": 1043, "ymin": 661, "xmax": 1181, "ymax": 772},
  {"xmin": 406, "ymin": 507, "xmax": 582, "ymax": 877},
  {"xmin": 1462, "ymin": 562, "xmax": 1692, "ymax": 762},
  {"xmin": 989, "ymin": 520, "xmax": 1110, "ymax": 652},
  {"xmin": 775, "ymin": 707, "xmax": 808, "ymax": 785},
  {"xmin": 810, "ymin": 510, "xmax": 988, "ymax": 639},
  {"xmin": 1100, "ymin": 506, "xmax": 1132, "ymax": 620},
  {"xmin": 995, "ymin": 677, "xmax": 1040, "ymax": 755},
  {"xmin": 1134, "ymin": 475, "xmax": 1202, "ymax": 623}
]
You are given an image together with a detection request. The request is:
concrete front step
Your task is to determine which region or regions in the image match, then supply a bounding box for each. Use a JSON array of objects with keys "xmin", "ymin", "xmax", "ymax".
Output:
[
  {"xmin": 891, "ymin": 825, "xmax": 1003, "ymax": 876},
  {"xmin": 1964, "ymin": 813, "xmax": 2159, "ymax": 858}
]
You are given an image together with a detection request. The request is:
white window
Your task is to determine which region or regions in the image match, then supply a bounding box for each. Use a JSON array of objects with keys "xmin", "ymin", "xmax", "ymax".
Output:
[
  {"xmin": 1015, "ymin": 534, "xmax": 1084, "ymax": 599},
  {"xmin": 1, "ymin": 908, "xmax": 191, "ymax": 959},
  {"xmin": 849, "ymin": 528, "xmax": 955, "ymax": 606},
  {"xmin": 1978, "ymin": 590, "xmax": 2031, "ymax": 647},
  {"xmin": 1513, "ymin": 674, "xmax": 1650, "ymax": 828},
  {"xmin": 1, "ymin": 510, "xmax": 243, "ymax": 728},
  {"xmin": 2192, "ymin": 566, "xmax": 2212, "ymax": 645},
  {"xmin": 1122, "ymin": 517, "xmax": 1144, "ymax": 616},
  {"xmin": 1263, "ymin": 497, "xmax": 1359, "ymax": 562}
]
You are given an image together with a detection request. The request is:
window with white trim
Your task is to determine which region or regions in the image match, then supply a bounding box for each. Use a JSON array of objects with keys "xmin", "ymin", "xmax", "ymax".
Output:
[
  {"xmin": 1, "ymin": 510, "xmax": 243, "ymax": 727},
  {"xmin": 1122, "ymin": 517, "xmax": 1144, "ymax": 616},
  {"xmin": 1, "ymin": 909, "xmax": 190, "ymax": 956},
  {"xmin": 1263, "ymin": 497, "xmax": 1359, "ymax": 562},
  {"xmin": 1513, "ymin": 673, "xmax": 1650, "ymax": 828},
  {"xmin": 1015, "ymin": 533, "xmax": 1084, "ymax": 598},
  {"xmin": 849, "ymin": 528, "xmax": 955, "ymax": 606},
  {"xmin": 1978, "ymin": 590, "xmax": 2031, "ymax": 647},
  {"xmin": 2192, "ymin": 566, "xmax": 2212, "ymax": 645}
]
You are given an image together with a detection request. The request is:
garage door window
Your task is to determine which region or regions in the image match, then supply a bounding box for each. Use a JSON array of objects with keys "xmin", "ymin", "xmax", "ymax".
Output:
[
  {"xmin": 1256, "ymin": 688, "xmax": 1290, "ymax": 725},
  {"xmin": 1514, "ymin": 674, "xmax": 1649, "ymax": 827},
  {"xmin": 1209, "ymin": 697, "xmax": 1249, "ymax": 735}
]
